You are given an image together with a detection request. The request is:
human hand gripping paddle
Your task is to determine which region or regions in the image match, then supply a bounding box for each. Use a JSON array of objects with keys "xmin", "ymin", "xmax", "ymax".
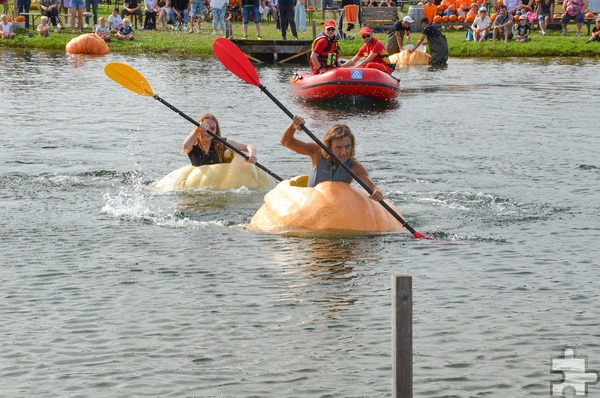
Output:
[
  {"xmin": 103, "ymin": 62, "xmax": 283, "ymax": 182},
  {"xmin": 212, "ymin": 38, "xmax": 431, "ymax": 239}
]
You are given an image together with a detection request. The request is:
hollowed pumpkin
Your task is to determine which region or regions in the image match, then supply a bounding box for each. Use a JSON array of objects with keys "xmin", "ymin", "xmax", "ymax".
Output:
[
  {"xmin": 65, "ymin": 33, "xmax": 110, "ymax": 55},
  {"xmin": 249, "ymin": 177, "xmax": 407, "ymax": 233}
]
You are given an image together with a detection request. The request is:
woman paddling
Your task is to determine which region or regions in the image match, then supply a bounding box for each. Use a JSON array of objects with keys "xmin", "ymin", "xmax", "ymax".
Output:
[
  {"xmin": 281, "ymin": 115, "xmax": 384, "ymax": 202},
  {"xmin": 182, "ymin": 113, "xmax": 257, "ymax": 166}
]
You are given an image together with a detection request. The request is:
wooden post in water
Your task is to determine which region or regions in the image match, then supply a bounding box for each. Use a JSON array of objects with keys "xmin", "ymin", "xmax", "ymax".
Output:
[
  {"xmin": 312, "ymin": 20, "xmax": 317, "ymax": 40},
  {"xmin": 392, "ymin": 275, "xmax": 413, "ymax": 398}
]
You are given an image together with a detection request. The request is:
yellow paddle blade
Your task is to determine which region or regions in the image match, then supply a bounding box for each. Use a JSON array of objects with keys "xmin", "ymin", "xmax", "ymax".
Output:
[{"xmin": 104, "ymin": 62, "xmax": 154, "ymax": 97}]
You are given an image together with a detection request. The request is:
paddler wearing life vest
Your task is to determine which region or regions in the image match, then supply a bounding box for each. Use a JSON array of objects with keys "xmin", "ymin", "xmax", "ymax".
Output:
[
  {"xmin": 341, "ymin": 26, "xmax": 393, "ymax": 74},
  {"xmin": 309, "ymin": 19, "xmax": 341, "ymax": 74},
  {"xmin": 182, "ymin": 113, "xmax": 258, "ymax": 167},
  {"xmin": 281, "ymin": 115, "xmax": 384, "ymax": 202}
]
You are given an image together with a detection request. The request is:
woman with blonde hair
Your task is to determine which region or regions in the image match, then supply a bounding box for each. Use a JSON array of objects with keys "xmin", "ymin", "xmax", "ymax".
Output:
[{"xmin": 182, "ymin": 113, "xmax": 257, "ymax": 166}]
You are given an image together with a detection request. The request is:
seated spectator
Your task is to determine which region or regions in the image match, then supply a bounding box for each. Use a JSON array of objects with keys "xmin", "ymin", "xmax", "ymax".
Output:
[
  {"xmin": 37, "ymin": 15, "xmax": 51, "ymax": 36},
  {"xmin": 456, "ymin": 0, "xmax": 471, "ymax": 16},
  {"xmin": 170, "ymin": 0, "xmax": 189, "ymax": 30},
  {"xmin": 471, "ymin": 7, "xmax": 491, "ymax": 42},
  {"xmin": 423, "ymin": 0, "xmax": 439, "ymax": 22},
  {"xmin": 586, "ymin": 16, "xmax": 600, "ymax": 42},
  {"xmin": 156, "ymin": 0, "xmax": 170, "ymax": 31},
  {"xmin": 0, "ymin": 13, "xmax": 15, "ymax": 38},
  {"xmin": 95, "ymin": 16, "xmax": 111, "ymax": 40},
  {"xmin": 518, "ymin": 0, "xmax": 534, "ymax": 14},
  {"xmin": 108, "ymin": 7, "xmax": 124, "ymax": 32},
  {"xmin": 561, "ymin": 0, "xmax": 587, "ymax": 36},
  {"xmin": 535, "ymin": 0, "xmax": 554, "ymax": 35},
  {"xmin": 40, "ymin": 0, "xmax": 62, "ymax": 32},
  {"xmin": 144, "ymin": 0, "xmax": 157, "ymax": 29},
  {"xmin": 493, "ymin": 4, "xmax": 513, "ymax": 41},
  {"xmin": 504, "ymin": 0, "xmax": 519, "ymax": 15},
  {"xmin": 121, "ymin": 0, "xmax": 144, "ymax": 28},
  {"xmin": 515, "ymin": 14, "xmax": 530, "ymax": 41},
  {"xmin": 115, "ymin": 16, "xmax": 135, "ymax": 38}
]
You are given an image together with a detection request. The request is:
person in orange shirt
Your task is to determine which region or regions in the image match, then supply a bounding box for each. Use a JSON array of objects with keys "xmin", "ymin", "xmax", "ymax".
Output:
[
  {"xmin": 423, "ymin": 0, "xmax": 438, "ymax": 22},
  {"xmin": 456, "ymin": 0, "xmax": 471, "ymax": 16}
]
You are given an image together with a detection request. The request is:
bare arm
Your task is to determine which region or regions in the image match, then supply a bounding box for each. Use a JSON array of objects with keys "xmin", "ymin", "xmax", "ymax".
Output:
[
  {"xmin": 351, "ymin": 160, "xmax": 383, "ymax": 201},
  {"xmin": 281, "ymin": 116, "xmax": 321, "ymax": 167},
  {"xmin": 226, "ymin": 138, "xmax": 257, "ymax": 163}
]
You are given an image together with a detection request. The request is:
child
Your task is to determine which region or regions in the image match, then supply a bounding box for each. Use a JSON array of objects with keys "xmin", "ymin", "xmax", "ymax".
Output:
[
  {"xmin": 95, "ymin": 16, "xmax": 111, "ymax": 41},
  {"xmin": 515, "ymin": 14, "xmax": 530, "ymax": 42},
  {"xmin": 108, "ymin": 7, "xmax": 123, "ymax": 33},
  {"xmin": 37, "ymin": 15, "xmax": 51, "ymax": 36},
  {"xmin": 281, "ymin": 115, "xmax": 384, "ymax": 202},
  {"xmin": 0, "ymin": 13, "xmax": 15, "ymax": 38},
  {"xmin": 586, "ymin": 17, "xmax": 600, "ymax": 42},
  {"xmin": 115, "ymin": 17, "xmax": 134, "ymax": 39}
]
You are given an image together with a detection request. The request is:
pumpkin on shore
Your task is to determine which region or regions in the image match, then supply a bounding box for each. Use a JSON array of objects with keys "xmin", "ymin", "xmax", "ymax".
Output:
[{"xmin": 66, "ymin": 33, "xmax": 110, "ymax": 55}]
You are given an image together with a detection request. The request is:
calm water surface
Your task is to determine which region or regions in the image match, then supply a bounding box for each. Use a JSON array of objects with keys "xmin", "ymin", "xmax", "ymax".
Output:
[{"xmin": 1, "ymin": 50, "xmax": 599, "ymax": 397}]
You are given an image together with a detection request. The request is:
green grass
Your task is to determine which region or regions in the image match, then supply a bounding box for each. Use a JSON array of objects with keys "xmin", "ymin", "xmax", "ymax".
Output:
[{"xmin": 2, "ymin": 5, "xmax": 600, "ymax": 57}]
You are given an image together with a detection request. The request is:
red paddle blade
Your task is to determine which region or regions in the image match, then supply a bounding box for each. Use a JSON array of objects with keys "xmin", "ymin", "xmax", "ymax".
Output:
[
  {"xmin": 413, "ymin": 231, "xmax": 434, "ymax": 240},
  {"xmin": 212, "ymin": 38, "xmax": 261, "ymax": 87}
]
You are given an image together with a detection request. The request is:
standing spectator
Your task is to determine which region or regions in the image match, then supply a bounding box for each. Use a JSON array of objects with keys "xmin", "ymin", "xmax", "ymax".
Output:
[
  {"xmin": 70, "ymin": 0, "xmax": 84, "ymax": 32},
  {"xmin": 0, "ymin": 0, "xmax": 7, "ymax": 16},
  {"xmin": 585, "ymin": 16, "xmax": 600, "ymax": 42},
  {"xmin": 156, "ymin": 0, "xmax": 170, "ymax": 31},
  {"xmin": 241, "ymin": 0, "xmax": 262, "ymax": 39},
  {"xmin": 409, "ymin": 17, "xmax": 448, "ymax": 65},
  {"xmin": 84, "ymin": 0, "xmax": 98, "ymax": 27},
  {"xmin": 386, "ymin": 15, "xmax": 412, "ymax": 54},
  {"xmin": 471, "ymin": 7, "xmax": 491, "ymax": 42},
  {"xmin": 37, "ymin": 15, "xmax": 51, "ymax": 35},
  {"xmin": 62, "ymin": 0, "xmax": 71, "ymax": 27},
  {"xmin": 321, "ymin": 0, "xmax": 337, "ymax": 23},
  {"xmin": 535, "ymin": 0, "xmax": 554, "ymax": 35},
  {"xmin": 210, "ymin": 0, "xmax": 228, "ymax": 36},
  {"xmin": 188, "ymin": 0, "xmax": 203, "ymax": 32},
  {"xmin": 561, "ymin": 0, "xmax": 587, "ymax": 35},
  {"xmin": 342, "ymin": 26, "xmax": 393, "ymax": 73},
  {"xmin": 295, "ymin": 0, "xmax": 306, "ymax": 32},
  {"xmin": 492, "ymin": 4, "xmax": 513, "ymax": 41},
  {"xmin": 1, "ymin": 13, "xmax": 15, "ymax": 37},
  {"xmin": 40, "ymin": 0, "xmax": 61, "ymax": 32},
  {"xmin": 170, "ymin": 0, "xmax": 189, "ymax": 30},
  {"xmin": 515, "ymin": 14, "xmax": 530, "ymax": 41},
  {"xmin": 278, "ymin": 0, "xmax": 297, "ymax": 39},
  {"xmin": 144, "ymin": 0, "xmax": 157, "ymax": 29},
  {"xmin": 17, "ymin": 0, "xmax": 31, "ymax": 28},
  {"xmin": 121, "ymin": 0, "xmax": 143, "ymax": 28},
  {"xmin": 108, "ymin": 7, "xmax": 123, "ymax": 31},
  {"xmin": 588, "ymin": 0, "xmax": 600, "ymax": 13}
]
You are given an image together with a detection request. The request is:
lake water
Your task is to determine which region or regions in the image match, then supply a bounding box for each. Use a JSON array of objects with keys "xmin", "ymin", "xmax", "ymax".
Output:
[{"xmin": 1, "ymin": 50, "xmax": 599, "ymax": 397}]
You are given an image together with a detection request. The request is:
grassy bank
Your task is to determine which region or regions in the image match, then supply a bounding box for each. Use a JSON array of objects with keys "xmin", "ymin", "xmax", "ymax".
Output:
[{"xmin": 2, "ymin": 6, "xmax": 600, "ymax": 57}]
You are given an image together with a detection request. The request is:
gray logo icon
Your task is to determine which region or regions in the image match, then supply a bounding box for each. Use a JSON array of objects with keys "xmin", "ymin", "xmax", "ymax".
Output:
[{"xmin": 551, "ymin": 347, "xmax": 599, "ymax": 397}]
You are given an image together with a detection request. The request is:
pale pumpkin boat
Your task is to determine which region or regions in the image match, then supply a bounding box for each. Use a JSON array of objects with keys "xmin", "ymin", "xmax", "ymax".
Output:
[
  {"xmin": 249, "ymin": 175, "xmax": 407, "ymax": 234},
  {"xmin": 151, "ymin": 153, "xmax": 278, "ymax": 192},
  {"xmin": 389, "ymin": 46, "xmax": 431, "ymax": 67}
]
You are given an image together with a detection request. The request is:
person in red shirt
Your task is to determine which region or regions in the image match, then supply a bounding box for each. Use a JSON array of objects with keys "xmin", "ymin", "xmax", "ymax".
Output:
[
  {"xmin": 309, "ymin": 19, "xmax": 341, "ymax": 74},
  {"xmin": 341, "ymin": 26, "xmax": 393, "ymax": 74}
]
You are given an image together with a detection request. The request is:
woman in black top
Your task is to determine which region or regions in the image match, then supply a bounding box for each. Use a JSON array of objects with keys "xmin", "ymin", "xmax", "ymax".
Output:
[{"xmin": 182, "ymin": 113, "xmax": 257, "ymax": 166}]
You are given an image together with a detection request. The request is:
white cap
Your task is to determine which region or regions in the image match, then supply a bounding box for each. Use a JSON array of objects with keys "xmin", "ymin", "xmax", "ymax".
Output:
[
  {"xmin": 479, "ymin": 6, "xmax": 487, "ymax": 11},
  {"xmin": 402, "ymin": 16, "xmax": 414, "ymax": 23}
]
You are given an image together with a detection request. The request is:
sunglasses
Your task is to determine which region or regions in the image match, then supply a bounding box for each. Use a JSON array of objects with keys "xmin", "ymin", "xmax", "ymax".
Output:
[
  {"xmin": 361, "ymin": 34, "xmax": 371, "ymax": 39},
  {"xmin": 326, "ymin": 27, "xmax": 336, "ymax": 31}
]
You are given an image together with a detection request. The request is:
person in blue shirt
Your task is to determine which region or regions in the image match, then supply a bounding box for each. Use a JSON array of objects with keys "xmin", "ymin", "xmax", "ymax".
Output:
[{"xmin": 280, "ymin": 115, "xmax": 384, "ymax": 201}]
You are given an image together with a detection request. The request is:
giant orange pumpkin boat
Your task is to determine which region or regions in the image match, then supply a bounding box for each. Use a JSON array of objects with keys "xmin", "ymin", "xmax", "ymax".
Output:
[
  {"xmin": 249, "ymin": 175, "xmax": 407, "ymax": 234},
  {"xmin": 289, "ymin": 68, "xmax": 400, "ymax": 102},
  {"xmin": 66, "ymin": 33, "xmax": 110, "ymax": 55}
]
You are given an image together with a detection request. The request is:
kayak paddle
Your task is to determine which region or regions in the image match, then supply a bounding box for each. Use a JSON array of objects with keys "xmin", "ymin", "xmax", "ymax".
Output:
[
  {"xmin": 104, "ymin": 62, "xmax": 283, "ymax": 182},
  {"xmin": 212, "ymin": 38, "xmax": 431, "ymax": 239}
]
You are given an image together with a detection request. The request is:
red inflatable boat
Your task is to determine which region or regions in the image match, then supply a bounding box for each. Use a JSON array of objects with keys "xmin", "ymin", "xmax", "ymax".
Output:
[{"xmin": 289, "ymin": 68, "xmax": 400, "ymax": 102}]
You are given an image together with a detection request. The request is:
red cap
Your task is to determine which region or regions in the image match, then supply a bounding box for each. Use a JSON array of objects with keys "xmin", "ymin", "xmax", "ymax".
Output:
[
  {"xmin": 359, "ymin": 26, "xmax": 372, "ymax": 36},
  {"xmin": 323, "ymin": 19, "xmax": 336, "ymax": 28}
]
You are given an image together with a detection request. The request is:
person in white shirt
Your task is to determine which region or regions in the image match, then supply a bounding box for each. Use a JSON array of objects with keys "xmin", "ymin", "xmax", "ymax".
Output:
[
  {"xmin": 210, "ymin": 0, "xmax": 228, "ymax": 35},
  {"xmin": 471, "ymin": 7, "xmax": 491, "ymax": 42},
  {"xmin": 108, "ymin": 7, "xmax": 123, "ymax": 32}
]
